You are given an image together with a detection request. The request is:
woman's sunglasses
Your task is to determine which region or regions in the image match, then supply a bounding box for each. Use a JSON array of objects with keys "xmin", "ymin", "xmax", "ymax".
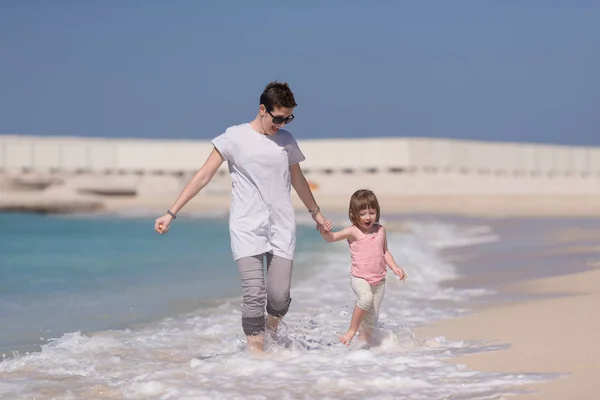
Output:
[{"xmin": 267, "ymin": 110, "xmax": 295, "ymax": 125}]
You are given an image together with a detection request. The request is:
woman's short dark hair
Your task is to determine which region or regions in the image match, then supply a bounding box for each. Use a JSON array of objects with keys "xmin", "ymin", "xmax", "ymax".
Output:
[{"xmin": 260, "ymin": 81, "xmax": 298, "ymax": 111}]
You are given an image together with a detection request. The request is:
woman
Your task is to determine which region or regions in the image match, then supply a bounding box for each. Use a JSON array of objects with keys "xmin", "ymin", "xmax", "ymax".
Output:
[{"xmin": 154, "ymin": 81, "xmax": 331, "ymax": 353}]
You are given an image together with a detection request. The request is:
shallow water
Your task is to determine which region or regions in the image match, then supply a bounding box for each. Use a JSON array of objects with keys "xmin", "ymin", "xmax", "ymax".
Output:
[{"xmin": 0, "ymin": 213, "xmax": 558, "ymax": 399}]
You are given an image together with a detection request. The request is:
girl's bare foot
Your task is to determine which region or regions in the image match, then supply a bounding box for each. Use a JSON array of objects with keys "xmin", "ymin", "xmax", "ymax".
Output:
[
  {"xmin": 358, "ymin": 328, "xmax": 372, "ymax": 343},
  {"xmin": 339, "ymin": 330, "xmax": 357, "ymax": 346}
]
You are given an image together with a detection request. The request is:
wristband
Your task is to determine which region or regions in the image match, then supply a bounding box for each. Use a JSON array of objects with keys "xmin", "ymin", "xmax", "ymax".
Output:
[
  {"xmin": 308, "ymin": 206, "xmax": 320, "ymax": 215},
  {"xmin": 167, "ymin": 210, "xmax": 177, "ymax": 219}
]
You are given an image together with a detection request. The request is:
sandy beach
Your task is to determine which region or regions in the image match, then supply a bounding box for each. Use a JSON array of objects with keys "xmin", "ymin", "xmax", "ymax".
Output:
[
  {"xmin": 416, "ymin": 248, "xmax": 600, "ymax": 399},
  {"xmin": 4, "ymin": 170, "xmax": 600, "ymax": 218},
  {"xmin": 84, "ymin": 192, "xmax": 600, "ymax": 219}
]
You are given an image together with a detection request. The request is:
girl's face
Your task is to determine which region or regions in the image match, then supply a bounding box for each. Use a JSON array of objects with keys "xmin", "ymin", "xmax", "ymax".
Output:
[
  {"xmin": 356, "ymin": 207, "xmax": 377, "ymax": 230},
  {"xmin": 260, "ymin": 105, "xmax": 295, "ymax": 135}
]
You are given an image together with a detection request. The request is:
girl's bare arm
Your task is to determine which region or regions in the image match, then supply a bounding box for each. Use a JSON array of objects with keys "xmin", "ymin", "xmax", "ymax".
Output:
[{"xmin": 319, "ymin": 226, "xmax": 355, "ymax": 243}]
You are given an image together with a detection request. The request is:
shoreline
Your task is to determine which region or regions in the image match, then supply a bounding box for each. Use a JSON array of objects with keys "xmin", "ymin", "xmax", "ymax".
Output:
[{"xmin": 415, "ymin": 260, "xmax": 600, "ymax": 399}]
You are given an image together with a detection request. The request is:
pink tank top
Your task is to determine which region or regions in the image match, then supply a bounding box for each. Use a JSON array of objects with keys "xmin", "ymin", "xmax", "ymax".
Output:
[{"xmin": 348, "ymin": 225, "xmax": 386, "ymax": 285}]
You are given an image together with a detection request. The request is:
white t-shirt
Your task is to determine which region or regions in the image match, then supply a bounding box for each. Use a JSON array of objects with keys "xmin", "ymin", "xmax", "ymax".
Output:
[{"xmin": 211, "ymin": 123, "xmax": 306, "ymax": 261}]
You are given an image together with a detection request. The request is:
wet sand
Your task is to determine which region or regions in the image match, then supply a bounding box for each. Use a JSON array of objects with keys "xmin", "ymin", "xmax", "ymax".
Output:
[{"xmin": 415, "ymin": 221, "xmax": 600, "ymax": 399}]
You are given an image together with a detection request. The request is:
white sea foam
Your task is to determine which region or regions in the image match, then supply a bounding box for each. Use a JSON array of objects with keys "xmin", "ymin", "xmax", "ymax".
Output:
[{"xmin": 0, "ymin": 220, "xmax": 557, "ymax": 399}]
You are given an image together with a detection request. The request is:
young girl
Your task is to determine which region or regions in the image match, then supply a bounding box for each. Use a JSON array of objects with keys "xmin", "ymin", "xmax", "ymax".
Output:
[{"xmin": 319, "ymin": 189, "xmax": 406, "ymax": 345}]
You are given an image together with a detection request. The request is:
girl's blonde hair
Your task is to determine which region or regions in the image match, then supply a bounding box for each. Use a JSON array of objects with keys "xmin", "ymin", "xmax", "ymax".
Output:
[{"xmin": 348, "ymin": 189, "xmax": 380, "ymax": 226}]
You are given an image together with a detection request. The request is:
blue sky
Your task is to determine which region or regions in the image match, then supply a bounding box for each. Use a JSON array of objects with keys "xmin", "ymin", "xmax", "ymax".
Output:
[{"xmin": 1, "ymin": 1, "xmax": 599, "ymax": 145}]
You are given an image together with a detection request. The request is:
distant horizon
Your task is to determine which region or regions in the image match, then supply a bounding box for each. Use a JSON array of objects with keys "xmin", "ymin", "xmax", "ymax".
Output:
[{"xmin": 2, "ymin": 2, "xmax": 599, "ymax": 146}]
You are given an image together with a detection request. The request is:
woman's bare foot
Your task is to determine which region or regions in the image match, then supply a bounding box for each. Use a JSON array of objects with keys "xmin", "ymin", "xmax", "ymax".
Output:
[
  {"xmin": 339, "ymin": 330, "xmax": 357, "ymax": 346},
  {"xmin": 266, "ymin": 315, "xmax": 280, "ymax": 334},
  {"xmin": 247, "ymin": 334, "xmax": 264, "ymax": 355}
]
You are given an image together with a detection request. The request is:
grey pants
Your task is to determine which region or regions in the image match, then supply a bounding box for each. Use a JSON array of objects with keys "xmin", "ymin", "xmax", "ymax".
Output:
[{"xmin": 235, "ymin": 253, "xmax": 293, "ymax": 336}]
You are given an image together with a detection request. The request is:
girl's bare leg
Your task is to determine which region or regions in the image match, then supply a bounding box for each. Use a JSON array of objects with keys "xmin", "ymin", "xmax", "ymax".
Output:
[
  {"xmin": 358, "ymin": 326, "xmax": 372, "ymax": 343},
  {"xmin": 339, "ymin": 306, "xmax": 367, "ymax": 345},
  {"xmin": 357, "ymin": 281, "xmax": 384, "ymax": 344}
]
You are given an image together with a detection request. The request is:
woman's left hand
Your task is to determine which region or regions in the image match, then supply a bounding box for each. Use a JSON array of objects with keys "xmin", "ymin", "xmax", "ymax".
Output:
[{"xmin": 312, "ymin": 212, "xmax": 332, "ymax": 232}]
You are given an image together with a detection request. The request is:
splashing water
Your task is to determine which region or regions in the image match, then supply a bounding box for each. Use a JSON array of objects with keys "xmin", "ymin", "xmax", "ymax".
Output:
[{"xmin": 0, "ymin": 219, "xmax": 557, "ymax": 399}]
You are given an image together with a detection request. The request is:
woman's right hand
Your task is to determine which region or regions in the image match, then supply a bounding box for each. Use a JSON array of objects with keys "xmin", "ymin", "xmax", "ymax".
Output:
[{"xmin": 154, "ymin": 214, "xmax": 174, "ymax": 234}]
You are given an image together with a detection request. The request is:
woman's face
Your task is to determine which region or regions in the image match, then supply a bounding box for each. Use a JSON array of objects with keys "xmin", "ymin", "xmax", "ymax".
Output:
[{"xmin": 260, "ymin": 105, "xmax": 295, "ymax": 135}]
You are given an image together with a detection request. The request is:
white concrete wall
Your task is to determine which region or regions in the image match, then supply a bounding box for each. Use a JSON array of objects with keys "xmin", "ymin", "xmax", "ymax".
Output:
[
  {"xmin": 0, "ymin": 135, "xmax": 221, "ymax": 173},
  {"xmin": 299, "ymin": 138, "xmax": 411, "ymax": 172},
  {"xmin": 2, "ymin": 134, "xmax": 600, "ymax": 195}
]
